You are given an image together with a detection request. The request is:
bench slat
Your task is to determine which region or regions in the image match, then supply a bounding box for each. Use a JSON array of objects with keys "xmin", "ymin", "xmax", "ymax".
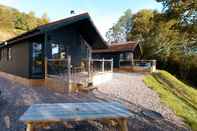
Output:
[{"xmin": 20, "ymin": 102, "xmax": 133, "ymax": 123}]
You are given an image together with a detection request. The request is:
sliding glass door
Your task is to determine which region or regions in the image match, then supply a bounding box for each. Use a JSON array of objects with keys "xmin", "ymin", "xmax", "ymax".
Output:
[{"xmin": 31, "ymin": 42, "xmax": 44, "ymax": 78}]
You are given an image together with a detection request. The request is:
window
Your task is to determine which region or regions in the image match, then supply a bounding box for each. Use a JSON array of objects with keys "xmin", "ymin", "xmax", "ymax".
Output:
[
  {"xmin": 120, "ymin": 52, "xmax": 133, "ymax": 61},
  {"xmin": 32, "ymin": 42, "xmax": 43, "ymax": 75},
  {"xmin": 7, "ymin": 47, "xmax": 11, "ymax": 60},
  {"xmin": 80, "ymin": 38, "xmax": 90, "ymax": 59},
  {"xmin": 51, "ymin": 43, "xmax": 65, "ymax": 59}
]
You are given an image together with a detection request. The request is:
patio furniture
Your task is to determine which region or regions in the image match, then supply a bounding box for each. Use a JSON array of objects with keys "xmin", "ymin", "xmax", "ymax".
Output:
[{"xmin": 20, "ymin": 102, "xmax": 133, "ymax": 131}]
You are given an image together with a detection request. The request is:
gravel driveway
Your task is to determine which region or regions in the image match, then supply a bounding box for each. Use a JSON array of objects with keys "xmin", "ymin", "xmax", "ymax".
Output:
[
  {"xmin": 95, "ymin": 73, "xmax": 185, "ymax": 125},
  {"xmin": 0, "ymin": 73, "xmax": 189, "ymax": 131}
]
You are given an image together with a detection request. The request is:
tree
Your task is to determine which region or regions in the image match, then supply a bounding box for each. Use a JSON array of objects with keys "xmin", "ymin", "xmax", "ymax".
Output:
[
  {"xmin": 128, "ymin": 9, "xmax": 156, "ymax": 58},
  {"xmin": 129, "ymin": 9, "xmax": 155, "ymax": 40},
  {"xmin": 106, "ymin": 9, "xmax": 132, "ymax": 43},
  {"xmin": 0, "ymin": 4, "xmax": 49, "ymax": 41},
  {"xmin": 0, "ymin": 6, "xmax": 14, "ymax": 30},
  {"xmin": 156, "ymin": 0, "xmax": 197, "ymax": 50},
  {"xmin": 40, "ymin": 12, "xmax": 49, "ymax": 24}
]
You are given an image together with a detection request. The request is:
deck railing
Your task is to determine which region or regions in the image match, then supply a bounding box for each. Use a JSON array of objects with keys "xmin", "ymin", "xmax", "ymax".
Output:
[
  {"xmin": 118, "ymin": 59, "xmax": 156, "ymax": 72},
  {"xmin": 46, "ymin": 56, "xmax": 71, "ymax": 92},
  {"xmin": 47, "ymin": 58, "xmax": 68, "ymax": 77},
  {"xmin": 133, "ymin": 60, "xmax": 156, "ymax": 72},
  {"xmin": 91, "ymin": 58, "xmax": 113, "ymax": 73},
  {"xmin": 46, "ymin": 56, "xmax": 113, "ymax": 93}
]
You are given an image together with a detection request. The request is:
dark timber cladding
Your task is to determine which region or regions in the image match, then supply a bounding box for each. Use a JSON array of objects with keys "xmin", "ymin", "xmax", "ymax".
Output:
[
  {"xmin": 0, "ymin": 40, "xmax": 30, "ymax": 78},
  {"xmin": 92, "ymin": 41, "xmax": 142, "ymax": 67},
  {"xmin": 0, "ymin": 13, "xmax": 107, "ymax": 79}
]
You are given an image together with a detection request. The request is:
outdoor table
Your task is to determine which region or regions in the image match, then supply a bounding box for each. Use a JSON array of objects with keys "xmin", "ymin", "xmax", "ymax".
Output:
[{"xmin": 20, "ymin": 102, "xmax": 133, "ymax": 131}]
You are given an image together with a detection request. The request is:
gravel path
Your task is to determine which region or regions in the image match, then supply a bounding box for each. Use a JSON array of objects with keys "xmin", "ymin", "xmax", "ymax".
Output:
[
  {"xmin": 0, "ymin": 73, "xmax": 190, "ymax": 131},
  {"xmin": 96, "ymin": 73, "xmax": 185, "ymax": 126}
]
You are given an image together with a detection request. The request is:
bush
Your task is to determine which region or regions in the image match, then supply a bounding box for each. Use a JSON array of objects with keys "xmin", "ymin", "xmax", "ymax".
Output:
[{"xmin": 157, "ymin": 55, "xmax": 197, "ymax": 87}]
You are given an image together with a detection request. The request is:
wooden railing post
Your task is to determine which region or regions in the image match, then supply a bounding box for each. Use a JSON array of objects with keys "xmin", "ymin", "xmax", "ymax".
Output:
[
  {"xmin": 67, "ymin": 55, "xmax": 72, "ymax": 93},
  {"xmin": 111, "ymin": 58, "xmax": 113, "ymax": 72},
  {"xmin": 131, "ymin": 53, "xmax": 134, "ymax": 66},
  {"xmin": 44, "ymin": 32, "xmax": 48, "ymax": 79},
  {"xmin": 44, "ymin": 57, "xmax": 48, "ymax": 79},
  {"xmin": 152, "ymin": 60, "xmax": 156, "ymax": 72},
  {"xmin": 88, "ymin": 56, "xmax": 91, "ymax": 82},
  {"xmin": 102, "ymin": 58, "xmax": 105, "ymax": 72}
]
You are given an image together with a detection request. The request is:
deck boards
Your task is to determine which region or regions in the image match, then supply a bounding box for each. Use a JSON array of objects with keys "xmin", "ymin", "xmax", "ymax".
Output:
[{"xmin": 20, "ymin": 102, "xmax": 133, "ymax": 123}]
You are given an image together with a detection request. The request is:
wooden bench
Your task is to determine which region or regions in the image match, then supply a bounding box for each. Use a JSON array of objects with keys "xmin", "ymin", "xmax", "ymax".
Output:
[{"xmin": 19, "ymin": 102, "xmax": 133, "ymax": 131}]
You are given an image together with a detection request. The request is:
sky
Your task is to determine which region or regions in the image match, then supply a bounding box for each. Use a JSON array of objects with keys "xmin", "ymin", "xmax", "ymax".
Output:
[{"xmin": 0, "ymin": 0, "xmax": 162, "ymax": 39}]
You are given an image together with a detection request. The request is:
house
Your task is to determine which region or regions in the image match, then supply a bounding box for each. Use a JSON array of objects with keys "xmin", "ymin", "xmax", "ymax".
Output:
[
  {"xmin": 0, "ymin": 13, "xmax": 107, "ymax": 81},
  {"xmin": 92, "ymin": 41, "xmax": 142, "ymax": 68}
]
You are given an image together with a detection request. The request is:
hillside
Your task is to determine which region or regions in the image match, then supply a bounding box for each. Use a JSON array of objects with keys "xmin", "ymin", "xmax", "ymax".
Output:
[
  {"xmin": 144, "ymin": 70, "xmax": 197, "ymax": 131},
  {"xmin": 0, "ymin": 4, "xmax": 49, "ymax": 42}
]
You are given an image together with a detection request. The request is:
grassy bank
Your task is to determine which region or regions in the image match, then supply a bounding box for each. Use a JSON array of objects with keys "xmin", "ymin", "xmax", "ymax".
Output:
[{"xmin": 144, "ymin": 70, "xmax": 197, "ymax": 131}]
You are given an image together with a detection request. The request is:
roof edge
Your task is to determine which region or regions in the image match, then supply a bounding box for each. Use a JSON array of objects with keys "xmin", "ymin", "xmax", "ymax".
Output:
[{"xmin": 0, "ymin": 13, "xmax": 94, "ymax": 47}]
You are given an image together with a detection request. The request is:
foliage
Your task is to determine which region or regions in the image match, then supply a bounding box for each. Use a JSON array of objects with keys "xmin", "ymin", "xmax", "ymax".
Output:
[
  {"xmin": 156, "ymin": 0, "xmax": 197, "ymax": 54},
  {"xmin": 160, "ymin": 54, "xmax": 197, "ymax": 86},
  {"xmin": 106, "ymin": 9, "xmax": 132, "ymax": 43},
  {"xmin": 0, "ymin": 4, "xmax": 49, "ymax": 41},
  {"xmin": 106, "ymin": 0, "xmax": 196, "ymax": 85},
  {"xmin": 144, "ymin": 70, "xmax": 197, "ymax": 130},
  {"xmin": 128, "ymin": 9, "xmax": 156, "ymax": 58}
]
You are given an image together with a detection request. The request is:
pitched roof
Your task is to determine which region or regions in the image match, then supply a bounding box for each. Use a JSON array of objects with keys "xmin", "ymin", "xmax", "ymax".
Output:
[
  {"xmin": 0, "ymin": 13, "xmax": 107, "ymax": 49},
  {"xmin": 92, "ymin": 41, "xmax": 139, "ymax": 53}
]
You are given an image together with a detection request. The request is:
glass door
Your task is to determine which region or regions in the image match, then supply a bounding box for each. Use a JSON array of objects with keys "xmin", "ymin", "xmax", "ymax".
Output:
[{"xmin": 31, "ymin": 42, "xmax": 44, "ymax": 78}]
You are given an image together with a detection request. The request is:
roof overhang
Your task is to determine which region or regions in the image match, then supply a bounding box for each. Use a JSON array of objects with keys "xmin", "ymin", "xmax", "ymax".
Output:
[{"xmin": 92, "ymin": 41, "xmax": 139, "ymax": 53}]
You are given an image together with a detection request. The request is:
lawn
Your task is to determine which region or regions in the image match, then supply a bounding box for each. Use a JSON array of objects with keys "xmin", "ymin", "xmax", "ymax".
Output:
[{"xmin": 144, "ymin": 70, "xmax": 197, "ymax": 131}]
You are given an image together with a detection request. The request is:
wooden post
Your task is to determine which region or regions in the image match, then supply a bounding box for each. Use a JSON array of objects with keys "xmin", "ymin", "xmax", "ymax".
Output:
[
  {"xmin": 131, "ymin": 53, "xmax": 134, "ymax": 66},
  {"xmin": 102, "ymin": 58, "xmax": 104, "ymax": 72},
  {"xmin": 44, "ymin": 58, "xmax": 48, "ymax": 79},
  {"xmin": 111, "ymin": 58, "xmax": 113, "ymax": 72},
  {"xmin": 44, "ymin": 32, "xmax": 48, "ymax": 79},
  {"xmin": 152, "ymin": 60, "xmax": 156, "ymax": 72},
  {"xmin": 88, "ymin": 49, "xmax": 92, "ymax": 82},
  {"xmin": 118, "ymin": 118, "xmax": 128, "ymax": 131},
  {"xmin": 67, "ymin": 55, "xmax": 72, "ymax": 93},
  {"xmin": 26, "ymin": 123, "xmax": 35, "ymax": 131},
  {"xmin": 88, "ymin": 57, "xmax": 91, "ymax": 82}
]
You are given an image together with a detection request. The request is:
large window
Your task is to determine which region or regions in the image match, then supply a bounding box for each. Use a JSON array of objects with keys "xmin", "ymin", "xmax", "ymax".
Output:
[
  {"xmin": 119, "ymin": 52, "xmax": 133, "ymax": 67},
  {"xmin": 51, "ymin": 43, "xmax": 65, "ymax": 59},
  {"xmin": 120, "ymin": 52, "xmax": 133, "ymax": 61},
  {"xmin": 32, "ymin": 42, "xmax": 43, "ymax": 76},
  {"xmin": 80, "ymin": 38, "xmax": 90, "ymax": 59}
]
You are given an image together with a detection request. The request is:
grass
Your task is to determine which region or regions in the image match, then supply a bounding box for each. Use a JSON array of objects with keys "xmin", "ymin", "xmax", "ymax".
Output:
[{"xmin": 144, "ymin": 70, "xmax": 197, "ymax": 131}]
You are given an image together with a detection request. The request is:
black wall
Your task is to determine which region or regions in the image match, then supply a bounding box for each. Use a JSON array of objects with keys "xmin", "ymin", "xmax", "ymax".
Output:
[
  {"xmin": 93, "ymin": 52, "xmax": 120, "ymax": 67},
  {"xmin": 0, "ymin": 24, "xmax": 92, "ymax": 79},
  {"xmin": 0, "ymin": 41, "xmax": 30, "ymax": 78},
  {"xmin": 47, "ymin": 25, "xmax": 91, "ymax": 66}
]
